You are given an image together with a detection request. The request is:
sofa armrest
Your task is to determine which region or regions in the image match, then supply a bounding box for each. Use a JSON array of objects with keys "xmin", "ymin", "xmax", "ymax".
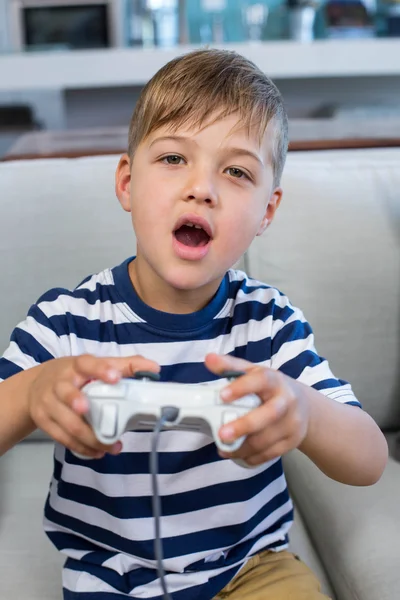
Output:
[{"xmin": 283, "ymin": 449, "xmax": 400, "ymax": 600}]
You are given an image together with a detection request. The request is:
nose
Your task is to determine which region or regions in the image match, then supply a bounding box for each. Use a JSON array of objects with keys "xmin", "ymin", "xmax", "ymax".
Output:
[{"xmin": 182, "ymin": 165, "xmax": 218, "ymax": 207}]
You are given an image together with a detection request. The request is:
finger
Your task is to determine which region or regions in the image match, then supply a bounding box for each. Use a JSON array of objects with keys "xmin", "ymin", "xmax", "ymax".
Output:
[
  {"xmin": 54, "ymin": 380, "xmax": 89, "ymax": 414},
  {"xmin": 225, "ymin": 426, "xmax": 287, "ymax": 460},
  {"xmin": 107, "ymin": 355, "xmax": 161, "ymax": 378},
  {"xmin": 219, "ymin": 394, "xmax": 288, "ymax": 444},
  {"xmin": 32, "ymin": 405, "xmax": 99, "ymax": 456},
  {"xmin": 72, "ymin": 354, "xmax": 160, "ymax": 387},
  {"xmin": 219, "ymin": 367, "xmax": 286, "ymax": 404},
  {"xmin": 41, "ymin": 418, "xmax": 107, "ymax": 458},
  {"xmin": 47, "ymin": 397, "xmax": 121, "ymax": 455},
  {"xmin": 205, "ymin": 353, "xmax": 255, "ymax": 376},
  {"xmin": 231, "ymin": 439, "xmax": 291, "ymax": 467}
]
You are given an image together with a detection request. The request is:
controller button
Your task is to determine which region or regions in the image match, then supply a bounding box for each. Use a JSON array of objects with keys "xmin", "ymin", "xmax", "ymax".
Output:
[
  {"xmin": 222, "ymin": 410, "xmax": 239, "ymax": 426},
  {"xmin": 235, "ymin": 395, "xmax": 260, "ymax": 409},
  {"xmin": 220, "ymin": 370, "xmax": 245, "ymax": 381},
  {"xmin": 134, "ymin": 371, "xmax": 160, "ymax": 381},
  {"xmin": 99, "ymin": 403, "xmax": 118, "ymax": 438},
  {"xmin": 88, "ymin": 383, "xmax": 126, "ymax": 399}
]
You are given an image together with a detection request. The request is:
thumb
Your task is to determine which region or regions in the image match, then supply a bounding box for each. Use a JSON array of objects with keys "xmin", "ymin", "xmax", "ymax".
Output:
[
  {"xmin": 105, "ymin": 355, "xmax": 161, "ymax": 379},
  {"xmin": 73, "ymin": 354, "xmax": 160, "ymax": 388},
  {"xmin": 205, "ymin": 353, "xmax": 255, "ymax": 376}
]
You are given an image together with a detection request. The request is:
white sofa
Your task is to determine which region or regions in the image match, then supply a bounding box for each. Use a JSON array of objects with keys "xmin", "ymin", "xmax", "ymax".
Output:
[{"xmin": 0, "ymin": 149, "xmax": 399, "ymax": 600}]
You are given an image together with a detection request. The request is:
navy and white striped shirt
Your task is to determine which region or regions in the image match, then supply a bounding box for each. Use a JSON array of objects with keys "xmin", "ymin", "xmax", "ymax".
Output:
[{"xmin": 0, "ymin": 258, "xmax": 360, "ymax": 599}]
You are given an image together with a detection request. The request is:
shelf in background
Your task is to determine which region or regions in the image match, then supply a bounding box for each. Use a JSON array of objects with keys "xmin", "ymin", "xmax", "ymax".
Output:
[
  {"xmin": 1, "ymin": 39, "xmax": 400, "ymax": 92},
  {"xmin": 3, "ymin": 118, "xmax": 400, "ymax": 161}
]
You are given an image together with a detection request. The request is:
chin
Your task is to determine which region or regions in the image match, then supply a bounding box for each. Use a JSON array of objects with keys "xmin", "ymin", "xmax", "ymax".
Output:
[{"xmin": 164, "ymin": 264, "xmax": 221, "ymax": 291}]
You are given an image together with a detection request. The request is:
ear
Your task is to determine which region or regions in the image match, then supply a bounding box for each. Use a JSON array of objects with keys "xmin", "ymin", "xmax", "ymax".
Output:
[
  {"xmin": 256, "ymin": 187, "xmax": 283, "ymax": 236},
  {"xmin": 115, "ymin": 153, "xmax": 132, "ymax": 213}
]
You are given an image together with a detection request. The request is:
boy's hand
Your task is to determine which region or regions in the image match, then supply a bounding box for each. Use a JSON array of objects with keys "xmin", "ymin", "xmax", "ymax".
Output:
[
  {"xmin": 205, "ymin": 353, "xmax": 310, "ymax": 466},
  {"xmin": 28, "ymin": 354, "xmax": 160, "ymax": 459}
]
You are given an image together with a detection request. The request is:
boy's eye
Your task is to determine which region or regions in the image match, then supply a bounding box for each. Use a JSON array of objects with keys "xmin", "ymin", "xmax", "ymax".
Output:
[
  {"xmin": 226, "ymin": 167, "xmax": 248, "ymax": 179},
  {"xmin": 163, "ymin": 155, "xmax": 184, "ymax": 165}
]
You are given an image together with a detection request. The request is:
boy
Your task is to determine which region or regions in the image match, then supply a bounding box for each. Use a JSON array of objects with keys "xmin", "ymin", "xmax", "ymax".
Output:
[{"xmin": 0, "ymin": 49, "xmax": 387, "ymax": 600}]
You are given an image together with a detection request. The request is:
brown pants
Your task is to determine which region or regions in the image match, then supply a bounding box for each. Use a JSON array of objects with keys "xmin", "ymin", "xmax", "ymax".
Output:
[{"xmin": 213, "ymin": 550, "xmax": 331, "ymax": 600}]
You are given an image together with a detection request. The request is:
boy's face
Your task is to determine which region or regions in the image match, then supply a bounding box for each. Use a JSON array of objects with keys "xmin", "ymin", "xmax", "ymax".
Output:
[{"xmin": 116, "ymin": 113, "xmax": 282, "ymax": 305}]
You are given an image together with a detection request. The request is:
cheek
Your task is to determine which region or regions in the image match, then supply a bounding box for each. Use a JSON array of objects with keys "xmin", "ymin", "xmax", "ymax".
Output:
[
  {"xmin": 130, "ymin": 178, "xmax": 170, "ymax": 228},
  {"xmin": 222, "ymin": 199, "xmax": 265, "ymax": 238}
]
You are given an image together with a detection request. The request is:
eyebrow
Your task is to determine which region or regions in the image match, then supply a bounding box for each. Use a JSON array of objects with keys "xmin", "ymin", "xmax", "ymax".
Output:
[
  {"xmin": 149, "ymin": 135, "xmax": 189, "ymax": 148},
  {"xmin": 149, "ymin": 136, "xmax": 264, "ymax": 167},
  {"xmin": 223, "ymin": 147, "xmax": 264, "ymax": 167}
]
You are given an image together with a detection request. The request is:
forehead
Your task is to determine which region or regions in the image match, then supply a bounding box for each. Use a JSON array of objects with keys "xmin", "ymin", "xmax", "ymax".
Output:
[{"xmin": 146, "ymin": 112, "xmax": 276, "ymax": 161}]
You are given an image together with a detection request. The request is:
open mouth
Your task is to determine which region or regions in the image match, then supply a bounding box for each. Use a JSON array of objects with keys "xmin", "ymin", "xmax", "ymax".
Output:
[{"xmin": 173, "ymin": 223, "xmax": 211, "ymax": 247}]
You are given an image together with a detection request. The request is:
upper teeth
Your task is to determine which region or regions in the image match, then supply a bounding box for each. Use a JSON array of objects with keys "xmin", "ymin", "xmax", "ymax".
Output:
[{"xmin": 187, "ymin": 223, "xmax": 202, "ymax": 229}]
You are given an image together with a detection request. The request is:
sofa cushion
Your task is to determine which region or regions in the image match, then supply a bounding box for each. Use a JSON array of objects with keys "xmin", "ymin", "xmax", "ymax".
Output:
[
  {"xmin": 283, "ymin": 438, "xmax": 400, "ymax": 600},
  {"xmin": 0, "ymin": 441, "xmax": 64, "ymax": 600},
  {"xmin": 247, "ymin": 149, "xmax": 400, "ymax": 430},
  {"xmin": 288, "ymin": 505, "xmax": 336, "ymax": 598}
]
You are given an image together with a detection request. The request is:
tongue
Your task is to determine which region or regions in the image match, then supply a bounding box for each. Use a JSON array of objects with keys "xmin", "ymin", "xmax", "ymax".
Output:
[{"xmin": 175, "ymin": 225, "xmax": 210, "ymax": 247}]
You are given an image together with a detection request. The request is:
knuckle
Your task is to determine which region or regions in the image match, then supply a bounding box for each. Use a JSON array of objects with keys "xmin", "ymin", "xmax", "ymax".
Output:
[
  {"xmin": 246, "ymin": 437, "xmax": 260, "ymax": 454},
  {"xmin": 63, "ymin": 385, "xmax": 81, "ymax": 402},
  {"xmin": 53, "ymin": 380, "xmax": 62, "ymax": 394},
  {"xmin": 53, "ymin": 380, "xmax": 68, "ymax": 398},
  {"xmin": 75, "ymin": 354, "xmax": 91, "ymax": 369},
  {"xmin": 36, "ymin": 401, "xmax": 50, "ymax": 420},
  {"xmin": 289, "ymin": 412, "xmax": 302, "ymax": 435},
  {"xmin": 81, "ymin": 427, "xmax": 103, "ymax": 450},
  {"xmin": 47, "ymin": 429, "xmax": 69, "ymax": 449},
  {"xmin": 275, "ymin": 371, "xmax": 286, "ymax": 390},
  {"xmin": 101, "ymin": 443, "xmax": 115, "ymax": 453},
  {"xmin": 274, "ymin": 397, "xmax": 287, "ymax": 420},
  {"xmin": 73, "ymin": 442, "xmax": 91, "ymax": 456},
  {"xmin": 39, "ymin": 390, "xmax": 51, "ymax": 407},
  {"xmin": 275, "ymin": 440, "xmax": 289, "ymax": 456},
  {"xmin": 89, "ymin": 436, "xmax": 105, "ymax": 451},
  {"xmin": 246, "ymin": 454, "xmax": 262, "ymax": 466},
  {"xmin": 50, "ymin": 432, "xmax": 66, "ymax": 447},
  {"xmin": 101, "ymin": 357, "xmax": 115, "ymax": 368},
  {"xmin": 246, "ymin": 410, "xmax": 261, "ymax": 430},
  {"xmin": 287, "ymin": 388, "xmax": 297, "ymax": 405},
  {"xmin": 73, "ymin": 355, "xmax": 82, "ymax": 368},
  {"xmin": 67, "ymin": 420, "xmax": 84, "ymax": 438},
  {"xmin": 33, "ymin": 406, "xmax": 47, "ymax": 428}
]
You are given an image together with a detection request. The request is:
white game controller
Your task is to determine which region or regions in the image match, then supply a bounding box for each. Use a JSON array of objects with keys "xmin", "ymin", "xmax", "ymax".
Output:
[{"xmin": 75, "ymin": 370, "xmax": 261, "ymax": 465}]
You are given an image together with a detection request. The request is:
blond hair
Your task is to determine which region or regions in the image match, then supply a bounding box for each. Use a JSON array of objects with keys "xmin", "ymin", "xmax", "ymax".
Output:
[{"xmin": 128, "ymin": 48, "xmax": 288, "ymax": 186}]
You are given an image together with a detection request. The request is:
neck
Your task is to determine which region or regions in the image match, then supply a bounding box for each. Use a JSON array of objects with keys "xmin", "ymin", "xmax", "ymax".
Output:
[{"xmin": 129, "ymin": 258, "xmax": 222, "ymax": 314}]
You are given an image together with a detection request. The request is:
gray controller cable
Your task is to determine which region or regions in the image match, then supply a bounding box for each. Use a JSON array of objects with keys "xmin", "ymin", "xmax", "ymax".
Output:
[
  {"xmin": 150, "ymin": 406, "xmax": 180, "ymax": 600},
  {"xmin": 142, "ymin": 370, "xmax": 244, "ymax": 599}
]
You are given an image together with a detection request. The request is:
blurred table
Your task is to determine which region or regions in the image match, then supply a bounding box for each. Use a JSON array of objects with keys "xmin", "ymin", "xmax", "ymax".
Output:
[
  {"xmin": 1, "ymin": 127, "xmax": 129, "ymax": 161},
  {"xmin": 288, "ymin": 117, "xmax": 400, "ymax": 150},
  {"xmin": 2, "ymin": 118, "xmax": 400, "ymax": 161}
]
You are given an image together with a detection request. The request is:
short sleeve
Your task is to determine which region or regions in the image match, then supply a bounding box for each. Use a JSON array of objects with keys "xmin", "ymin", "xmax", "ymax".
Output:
[
  {"xmin": 0, "ymin": 290, "xmax": 72, "ymax": 383},
  {"xmin": 270, "ymin": 297, "xmax": 361, "ymax": 408}
]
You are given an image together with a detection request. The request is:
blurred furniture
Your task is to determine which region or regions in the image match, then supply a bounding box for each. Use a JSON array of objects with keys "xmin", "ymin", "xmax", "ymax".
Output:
[
  {"xmin": 0, "ymin": 105, "xmax": 41, "ymax": 131},
  {"xmin": 0, "ymin": 146, "xmax": 399, "ymax": 600},
  {"xmin": 2, "ymin": 117, "xmax": 400, "ymax": 162},
  {"xmin": 2, "ymin": 40, "xmax": 400, "ymax": 92},
  {"xmin": 0, "ymin": 103, "xmax": 42, "ymax": 158},
  {"xmin": 7, "ymin": 0, "xmax": 126, "ymax": 52},
  {"xmin": 2, "ymin": 126, "xmax": 129, "ymax": 161}
]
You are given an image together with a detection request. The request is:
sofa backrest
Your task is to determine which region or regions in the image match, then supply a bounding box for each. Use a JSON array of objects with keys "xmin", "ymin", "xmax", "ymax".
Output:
[
  {"xmin": 247, "ymin": 148, "xmax": 400, "ymax": 430},
  {"xmin": 0, "ymin": 150, "xmax": 399, "ymax": 431},
  {"xmin": 0, "ymin": 156, "xmax": 135, "ymax": 355}
]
